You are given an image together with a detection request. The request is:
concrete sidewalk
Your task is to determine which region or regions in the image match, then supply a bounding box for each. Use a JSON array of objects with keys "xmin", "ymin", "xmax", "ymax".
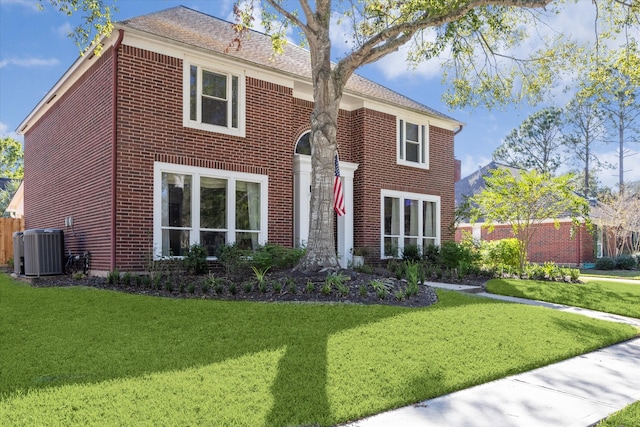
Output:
[{"xmin": 344, "ymin": 284, "xmax": 640, "ymax": 427}]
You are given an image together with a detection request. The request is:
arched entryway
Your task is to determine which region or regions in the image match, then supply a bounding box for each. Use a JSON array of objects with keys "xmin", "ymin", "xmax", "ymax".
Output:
[{"xmin": 292, "ymin": 132, "xmax": 358, "ymax": 267}]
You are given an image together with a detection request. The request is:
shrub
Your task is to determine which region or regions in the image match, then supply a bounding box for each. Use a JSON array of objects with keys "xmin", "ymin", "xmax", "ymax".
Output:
[
  {"xmin": 183, "ymin": 244, "xmax": 209, "ymax": 275},
  {"xmin": 483, "ymin": 239, "xmax": 520, "ymax": 271},
  {"xmin": 614, "ymin": 255, "xmax": 637, "ymax": 270},
  {"xmin": 107, "ymin": 269, "xmax": 120, "ymax": 285},
  {"xmin": 595, "ymin": 257, "xmax": 615, "ymax": 270},
  {"xmin": 441, "ymin": 241, "xmax": 475, "ymax": 269},
  {"xmin": 422, "ymin": 244, "xmax": 440, "ymax": 264},
  {"xmin": 401, "ymin": 244, "xmax": 421, "ymax": 262}
]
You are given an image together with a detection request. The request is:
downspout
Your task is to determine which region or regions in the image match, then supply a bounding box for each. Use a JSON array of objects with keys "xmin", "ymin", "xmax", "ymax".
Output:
[
  {"xmin": 111, "ymin": 29, "xmax": 125, "ymax": 271},
  {"xmin": 454, "ymin": 125, "xmax": 464, "ymax": 136}
]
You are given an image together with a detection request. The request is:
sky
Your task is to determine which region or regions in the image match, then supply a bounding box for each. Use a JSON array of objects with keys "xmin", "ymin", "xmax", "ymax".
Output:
[{"xmin": 1, "ymin": 0, "xmax": 638, "ymax": 188}]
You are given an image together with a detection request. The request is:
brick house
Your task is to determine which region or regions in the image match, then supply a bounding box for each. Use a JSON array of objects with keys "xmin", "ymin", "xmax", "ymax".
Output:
[
  {"xmin": 18, "ymin": 7, "xmax": 462, "ymax": 276},
  {"xmin": 455, "ymin": 162, "xmax": 595, "ymax": 266}
]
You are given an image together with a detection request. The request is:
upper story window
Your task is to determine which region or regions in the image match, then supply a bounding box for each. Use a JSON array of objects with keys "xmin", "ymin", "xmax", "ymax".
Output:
[
  {"xmin": 397, "ymin": 118, "xmax": 428, "ymax": 168},
  {"xmin": 184, "ymin": 58, "xmax": 245, "ymax": 137}
]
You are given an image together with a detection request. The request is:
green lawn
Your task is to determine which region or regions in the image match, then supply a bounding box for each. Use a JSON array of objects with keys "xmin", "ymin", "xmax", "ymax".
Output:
[
  {"xmin": 0, "ymin": 274, "xmax": 636, "ymax": 426},
  {"xmin": 580, "ymin": 269, "xmax": 640, "ymax": 280},
  {"xmin": 486, "ymin": 277, "xmax": 640, "ymax": 318}
]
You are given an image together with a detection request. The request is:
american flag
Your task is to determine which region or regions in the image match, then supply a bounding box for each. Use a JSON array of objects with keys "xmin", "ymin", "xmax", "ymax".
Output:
[{"xmin": 334, "ymin": 153, "xmax": 346, "ymax": 216}]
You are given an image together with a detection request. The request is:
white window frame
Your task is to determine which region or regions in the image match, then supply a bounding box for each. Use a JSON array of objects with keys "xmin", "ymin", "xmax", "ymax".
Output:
[
  {"xmin": 183, "ymin": 56, "xmax": 246, "ymax": 137},
  {"xmin": 153, "ymin": 162, "xmax": 268, "ymax": 259},
  {"xmin": 397, "ymin": 117, "xmax": 429, "ymax": 169},
  {"xmin": 380, "ymin": 189, "xmax": 440, "ymax": 259}
]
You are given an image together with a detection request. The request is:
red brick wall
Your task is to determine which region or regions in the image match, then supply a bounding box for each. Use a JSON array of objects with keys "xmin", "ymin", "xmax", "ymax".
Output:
[
  {"xmin": 25, "ymin": 43, "xmax": 457, "ymax": 272},
  {"xmin": 353, "ymin": 110, "xmax": 456, "ymax": 260},
  {"xmin": 456, "ymin": 222, "xmax": 595, "ymax": 265},
  {"xmin": 24, "ymin": 49, "xmax": 115, "ymax": 272}
]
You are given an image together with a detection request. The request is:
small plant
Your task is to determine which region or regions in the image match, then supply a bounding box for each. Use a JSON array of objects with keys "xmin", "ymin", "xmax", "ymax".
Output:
[
  {"xmin": 107, "ymin": 268, "xmax": 120, "ymax": 285},
  {"xmin": 370, "ymin": 279, "xmax": 391, "ymax": 300},
  {"xmin": 201, "ymin": 281, "xmax": 210, "ymax": 294},
  {"xmin": 72, "ymin": 272, "xmax": 85, "ymax": 280},
  {"xmin": 325, "ymin": 272, "xmax": 348, "ymax": 288},
  {"xmin": 214, "ymin": 282, "xmax": 224, "ymax": 294},
  {"xmin": 286, "ymin": 277, "xmax": 296, "ymax": 294},
  {"xmin": 406, "ymin": 279, "xmax": 419, "ymax": 298},
  {"xmin": 394, "ymin": 290, "xmax": 405, "ymax": 300},
  {"xmin": 122, "ymin": 271, "xmax": 132, "ymax": 287},
  {"xmin": 178, "ymin": 282, "xmax": 185, "ymax": 293},
  {"xmin": 135, "ymin": 274, "xmax": 143, "ymax": 288},
  {"xmin": 183, "ymin": 244, "xmax": 209, "ymax": 275},
  {"xmin": 273, "ymin": 281, "xmax": 282, "ymax": 294},
  {"xmin": 229, "ymin": 282, "xmax": 238, "ymax": 295},
  {"xmin": 336, "ymin": 282, "xmax": 350, "ymax": 297},
  {"xmin": 305, "ymin": 280, "xmax": 315, "ymax": 294},
  {"xmin": 405, "ymin": 261, "xmax": 419, "ymax": 288},
  {"xmin": 252, "ymin": 266, "xmax": 270, "ymax": 286},
  {"xmin": 188, "ymin": 283, "xmax": 196, "ymax": 294},
  {"xmin": 243, "ymin": 281, "xmax": 254, "ymax": 293},
  {"xmin": 355, "ymin": 264, "xmax": 374, "ymax": 274},
  {"xmin": 321, "ymin": 282, "xmax": 332, "ymax": 296},
  {"xmin": 164, "ymin": 280, "xmax": 173, "ymax": 292},
  {"xmin": 359, "ymin": 284, "xmax": 368, "ymax": 297}
]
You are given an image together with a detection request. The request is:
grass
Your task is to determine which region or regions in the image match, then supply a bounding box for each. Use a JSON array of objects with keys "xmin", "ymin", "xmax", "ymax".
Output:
[
  {"xmin": 598, "ymin": 400, "xmax": 640, "ymax": 426},
  {"xmin": 0, "ymin": 274, "xmax": 637, "ymax": 426},
  {"xmin": 579, "ymin": 269, "xmax": 640, "ymax": 280},
  {"xmin": 486, "ymin": 277, "xmax": 640, "ymax": 318}
]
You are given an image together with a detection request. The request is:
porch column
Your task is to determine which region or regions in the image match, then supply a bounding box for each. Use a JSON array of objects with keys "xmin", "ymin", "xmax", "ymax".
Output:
[{"xmin": 337, "ymin": 161, "xmax": 358, "ymax": 268}]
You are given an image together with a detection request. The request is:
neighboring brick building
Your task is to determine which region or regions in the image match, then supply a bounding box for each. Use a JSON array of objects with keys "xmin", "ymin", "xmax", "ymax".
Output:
[
  {"xmin": 18, "ymin": 7, "xmax": 462, "ymax": 275},
  {"xmin": 455, "ymin": 162, "xmax": 595, "ymax": 266}
]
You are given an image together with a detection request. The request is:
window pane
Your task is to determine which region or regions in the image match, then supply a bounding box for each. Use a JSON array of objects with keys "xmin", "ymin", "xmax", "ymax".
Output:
[
  {"xmin": 384, "ymin": 197, "xmax": 400, "ymax": 235},
  {"xmin": 236, "ymin": 232, "xmax": 259, "ymax": 251},
  {"xmin": 232, "ymin": 75, "xmax": 238, "ymax": 129},
  {"xmin": 423, "ymin": 201, "xmax": 436, "ymax": 238},
  {"xmin": 202, "ymin": 97, "xmax": 227, "ymax": 126},
  {"xmin": 295, "ymin": 132, "xmax": 311, "ymax": 155},
  {"xmin": 404, "ymin": 237, "xmax": 418, "ymax": 247},
  {"xmin": 384, "ymin": 237, "xmax": 398, "ymax": 258},
  {"xmin": 236, "ymin": 181, "xmax": 261, "ymax": 231},
  {"xmin": 200, "ymin": 231, "xmax": 226, "ymax": 257},
  {"xmin": 406, "ymin": 122, "xmax": 419, "ymax": 142},
  {"xmin": 404, "ymin": 199, "xmax": 419, "ymax": 237},
  {"xmin": 161, "ymin": 173, "xmax": 191, "ymax": 227},
  {"xmin": 190, "ymin": 65, "xmax": 197, "ymax": 121},
  {"xmin": 421, "ymin": 125, "xmax": 426, "ymax": 164},
  {"xmin": 202, "ymin": 70, "xmax": 226, "ymax": 99},
  {"xmin": 162, "ymin": 229, "xmax": 190, "ymax": 257},
  {"xmin": 406, "ymin": 142, "xmax": 419, "ymax": 162},
  {"xmin": 200, "ymin": 177, "xmax": 226, "ymax": 229}
]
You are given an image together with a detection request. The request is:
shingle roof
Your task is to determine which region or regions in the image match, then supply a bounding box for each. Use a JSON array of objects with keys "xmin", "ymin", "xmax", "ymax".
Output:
[
  {"xmin": 118, "ymin": 6, "xmax": 459, "ymax": 124},
  {"xmin": 455, "ymin": 161, "xmax": 522, "ymax": 207}
]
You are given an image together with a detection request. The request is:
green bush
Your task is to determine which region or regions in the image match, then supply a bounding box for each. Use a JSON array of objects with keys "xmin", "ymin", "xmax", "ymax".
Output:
[
  {"xmin": 614, "ymin": 255, "xmax": 637, "ymax": 270},
  {"xmin": 595, "ymin": 257, "xmax": 616, "ymax": 270},
  {"xmin": 422, "ymin": 244, "xmax": 440, "ymax": 264},
  {"xmin": 401, "ymin": 244, "xmax": 421, "ymax": 262},
  {"xmin": 183, "ymin": 244, "xmax": 209, "ymax": 275},
  {"xmin": 482, "ymin": 238, "xmax": 520, "ymax": 272},
  {"xmin": 440, "ymin": 241, "xmax": 477, "ymax": 270}
]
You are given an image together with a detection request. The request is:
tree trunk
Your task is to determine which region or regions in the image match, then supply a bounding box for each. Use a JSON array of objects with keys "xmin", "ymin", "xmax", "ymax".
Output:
[{"xmin": 296, "ymin": 18, "xmax": 345, "ymax": 272}]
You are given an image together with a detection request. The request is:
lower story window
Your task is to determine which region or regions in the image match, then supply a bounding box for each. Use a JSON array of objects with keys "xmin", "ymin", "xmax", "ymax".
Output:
[
  {"xmin": 381, "ymin": 190, "xmax": 440, "ymax": 258},
  {"xmin": 154, "ymin": 162, "xmax": 268, "ymax": 258}
]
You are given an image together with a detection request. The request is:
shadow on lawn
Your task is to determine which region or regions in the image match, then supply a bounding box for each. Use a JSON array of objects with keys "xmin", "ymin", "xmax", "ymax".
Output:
[{"xmin": 1, "ymin": 278, "xmax": 414, "ymax": 424}]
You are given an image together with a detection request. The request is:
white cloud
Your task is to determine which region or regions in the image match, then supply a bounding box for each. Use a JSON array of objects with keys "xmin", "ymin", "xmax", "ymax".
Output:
[
  {"xmin": 595, "ymin": 148, "xmax": 640, "ymax": 188},
  {"xmin": 0, "ymin": 57, "xmax": 60, "ymax": 69},
  {"xmin": 460, "ymin": 153, "xmax": 492, "ymax": 178},
  {"xmin": 56, "ymin": 22, "xmax": 73, "ymax": 39},
  {"xmin": 0, "ymin": 122, "xmax": 24, "ymax": 142},
  {"xmin": 0, "ymin": 0, "xmax": 40, "ymax": 11}
]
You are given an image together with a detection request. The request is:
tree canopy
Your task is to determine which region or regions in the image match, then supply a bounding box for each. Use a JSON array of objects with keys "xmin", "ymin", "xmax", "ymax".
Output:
[
  {"xmin": 469, "ymin": 168, "xmax": 590, "ymax": 274},
  {"xmin": 0, "ymin": 137, "xmax": 24, "ymax": 180}
]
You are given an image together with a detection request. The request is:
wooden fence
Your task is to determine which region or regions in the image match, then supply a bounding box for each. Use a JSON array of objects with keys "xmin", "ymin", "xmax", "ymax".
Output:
[{"xmin": 0, "ymin": 218, "xmax": 25, "ymax": 266}]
